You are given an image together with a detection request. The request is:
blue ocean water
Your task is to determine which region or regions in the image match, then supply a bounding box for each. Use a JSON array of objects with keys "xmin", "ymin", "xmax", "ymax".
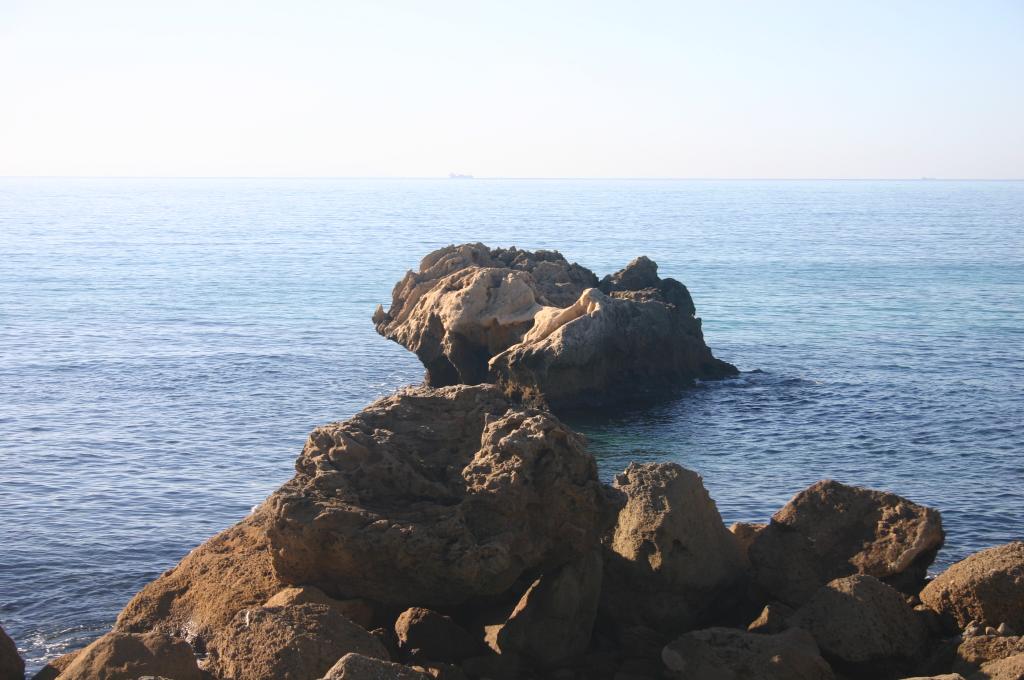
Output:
[{"xmin": 1, "ymin": 178, "xmax": 1022, "ymax": 671}]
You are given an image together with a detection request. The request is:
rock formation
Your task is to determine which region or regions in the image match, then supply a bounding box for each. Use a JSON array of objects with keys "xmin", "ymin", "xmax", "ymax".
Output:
[
  {"xmin": 374, "ymin": 244, "xmax": 736, "ymax": 408},
  {"xmin": 1, "ymin": 625, "xmax": 24, "ymax": 680},
  {"xmin": 54, "ymin": 630, "xmax": 202, "ymax": 680},
  {"xmin": 661, "ymin": 627, "xmax": 835, "ymax": 680},
  {"xmin": 920, "ymin": 541, "xmax": 1024, "ymax": 631},
  {"xmin": 749, "ymin": 480, "xmax": 944, "ymax": 607}
]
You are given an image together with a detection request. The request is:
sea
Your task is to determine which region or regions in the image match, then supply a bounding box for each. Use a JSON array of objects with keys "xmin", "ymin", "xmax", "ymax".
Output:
[{"xmin": 1, "ymin": 178, "xmax": 1022, "ymax": 672}]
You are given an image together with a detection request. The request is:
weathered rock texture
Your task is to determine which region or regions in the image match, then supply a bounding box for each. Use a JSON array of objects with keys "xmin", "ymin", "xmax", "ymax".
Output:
[
  {"xmin": 953, "ymin": 635, "xmax": 1024, "ymax": 677},
  {"xmin": 322, "ymin": 653, "xmax": 432, "ymax": 680},
  {"xmin": 661, "ymin": 627, "xmax": 835, "ymax": 680},
  {"xmin": 264, "ymin": 585, "xmax": 375, "ymax": 630},
  {"xmin": 204, "ymin": 603, "xmax": 386, "ymax": 680},
  {"xmin": 749, "ymin": 480, "xmax": 944, "ymax": 606},
  {"xmin": 267, "ymin": 384, "xmax": 606, "ymax": 608},
  {"xmin": 601, "ymin": 462, "xmax": 746, "ymax": 633},
  {"xmin": 394, "ymin": 608, "xmax": 482, "ymax": 663},
  {"xmin": 789, "ymin": 575, "xmax": 927, "ymax": 676},
  {"xmin": 920, "ymin": 542, "xmax": 1024, "ymax": 631},
  {"xmin": 55, "ymin": 631, "xmax": 202, "ymax": 680},
  {"xmin": 0, "ymin": 625, "xmax": 23, "ymax": 680},
  {"xmin": 374, "ymin": 245, "xmax": 736, "ymax": 408},
  {"xmin": 373, "ymin": 244, "xmax": 598, "ymax": 386}
]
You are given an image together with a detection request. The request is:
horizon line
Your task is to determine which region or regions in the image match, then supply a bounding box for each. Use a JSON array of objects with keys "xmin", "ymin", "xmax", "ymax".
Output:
[{"xmin": 2, "ymin": 175, "xmax": 1024, "ymax": 182}]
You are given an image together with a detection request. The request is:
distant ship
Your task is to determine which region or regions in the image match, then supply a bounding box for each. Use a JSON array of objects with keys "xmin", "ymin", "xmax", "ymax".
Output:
[{"xmin": 448, "ymin": 173, "xmax": 474, "ymax": 179}]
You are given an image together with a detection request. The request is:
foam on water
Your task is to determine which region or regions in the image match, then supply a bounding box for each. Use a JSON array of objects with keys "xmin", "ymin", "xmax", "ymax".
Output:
[{"xmin": 1, "ymin": 178, "xmax": 1022, "ymax": 671}]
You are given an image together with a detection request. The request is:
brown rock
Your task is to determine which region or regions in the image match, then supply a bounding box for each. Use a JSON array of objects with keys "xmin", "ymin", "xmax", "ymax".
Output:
[
  {"xmin": 899, "ymin": 675, "xmax": 967, "ymax": 679},
  {"xmin": 490, "ymin": 284, "xmax": 736, "ymax": 409},
  {"xmin": 972, "ymin": 654, "xmax": 1024, "ymax": 680},
  {"xmin": 267, "ymin": 385, "xmax": 606, "ymax": 608},
  {"xmin": 747, "ymin": 602, "xmax": 794, "ymax": 634},
  {"xmin": 205, "ymin": 603, "xmax": 387, "ymax": 680},
  {"xmin": 114, "ymin": 507, "xmax": 282, "ymax": 650},
  {"xmin": 920, "ymin": 542, "xmax": 1024, "ymax": 631},
  {"xmin": 373, "ymin": 244, "xmax": 597, "ymax": 385},
  {"xmin": 30, "ymin": 649, "xmax": 79, "ymax": 680},
  {"xmin": 953, "ymin": 635, "xmax": 1024, "ymax": 676},
  {"xmin": 265, "ymin": 585, "xmax": 376, "ymax": 629},
  {"xmin": 1, "ymin": 625, "xmax": 24, "ymax": 680},
  {"xmin": 601, "ymin": 462, "xmax": 746, "ymax": 633},
  {"xmin": 55, "ymin": 631, "xmax": 201, "ymax": 680},
  {"xmin": 460, "ymin": 653, "xmax": 527, "ymax": 680},
  {"xmin": 491, "ymin": 550, "xmax": 603, "ymax": 667},
  {"xmin": 789, "ymin": 575, "xmax": 927, "ymax": 676},
  {"xmin": 749, "ymin": 480, "xmax": 944, "ymax": 607},
  {"xmin": 661, "ymin": 627, "xmax": 834, "ymax": 680},
  {"xmin": 321, "ymin": 653, "xmax": 431, "ymax": 680},
  {"xmin": 730, "ymin": 521, "xmax": 767, "ymax": 570},
  {"xmin": 394, "ymin": 608, "xmax": 483, "ymax": 663}
]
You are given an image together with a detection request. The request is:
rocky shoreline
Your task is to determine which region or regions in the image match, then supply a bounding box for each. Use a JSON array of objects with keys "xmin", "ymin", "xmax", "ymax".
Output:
[{"xmin": 3, "ymin": 245, "xmax": 1022, "ymax": 680}]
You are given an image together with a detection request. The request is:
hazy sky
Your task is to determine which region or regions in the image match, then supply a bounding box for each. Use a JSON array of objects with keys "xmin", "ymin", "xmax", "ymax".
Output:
[{"xmin": 2, "ymin": 1, "xmax": 1022, "ymax": 178}]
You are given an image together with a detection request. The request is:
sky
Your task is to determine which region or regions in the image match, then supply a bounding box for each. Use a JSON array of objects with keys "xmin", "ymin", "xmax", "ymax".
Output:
[{"xmin": 1, "ymin": 0, "xmax": 1022, "ymax": 178}]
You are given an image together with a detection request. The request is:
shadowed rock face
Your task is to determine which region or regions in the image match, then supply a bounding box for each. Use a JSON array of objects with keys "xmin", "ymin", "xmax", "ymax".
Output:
[
  {"xmin": 266, "ymin": 384, "xmax": 607, "ymax": 608},
  {"xmin": 375, "ymin": 244, "xmax": 737, "ymax": 409},
  {"xmin": 0, "ymin": 625, "xmax": 24, "ymax": 680},
  {"xmin": 749, "ymin": 480, "xmax": 944, "ymax": 607},
  {"xmin": 661, "ymin": 627, "xmax": 835, "ymax": 680}
]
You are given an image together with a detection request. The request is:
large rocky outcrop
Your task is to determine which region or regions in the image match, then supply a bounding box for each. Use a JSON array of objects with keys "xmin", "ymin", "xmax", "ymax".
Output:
[
  {"xmin": 373, "ymin": 244, "xmax": 598, "ymax": 385},
  {"xmin": 789, "ymin": 575, "xmax": 928, "ymax": 677},
  {"xmin": 601, "ymin": 462, "xmax": 746, "ymax": 634},
  {"xmin": 661, "ymin": 627, "xmax": 835, "ymax": 680},
  {"xmin": 266, "ymin": 384, "xmax": 607, "ymax": 607},
  {"xmin": 920, "ymin": 542, "xmax": 1024, "ymax": 631},
  {"xmin": 374, "ymin": 245, "xmax": 736, "ymax": 408},
  {"xmin": 204, "ymin": 603, "xmax": 387, "ymax": 680},
  {"xmin": 749, "ymin": 480, "xmax": 944, "ymax": 607},
  {"xmin": 1, "ymin": 625, "xmax": 23, "ymax": 680},
  {"xmin": 55, "ymin": 631, "xmax": 202, "ymax": 680}
]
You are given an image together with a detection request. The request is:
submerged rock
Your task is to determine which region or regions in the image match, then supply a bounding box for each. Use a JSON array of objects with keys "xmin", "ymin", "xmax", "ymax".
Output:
[
  {"xmin": 749, "ymin": 480, "xmax": 944, "ymax": 607},
  {"xmin": 661, "ymin": 627, "xmax": 834, "ymax": 680},
  {"xmin": 0, "ymin": 625, "xmax": 24, "ymax": 680},
  {"xmin": 601, "ymin": 462, "xmax": 746, "ymax": 634},
  {"xmin": 920, "ymin": 542, "xmax": 1024, "ymax": 631},
  {"xmin": 55, "ymin": 631, "xmax": 202, "ymax": 680},
  {"xmin": 374, "ymin": 244, "xmax": 735, "ymax": 408},
  {"xmin": 267, "ymin": 384, "xmax": 606, "ymax": 607}
]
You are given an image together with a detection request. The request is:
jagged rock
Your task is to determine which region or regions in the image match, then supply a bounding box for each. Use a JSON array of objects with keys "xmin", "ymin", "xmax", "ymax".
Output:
[
  {"xmin": 490, "ymin": 286, "xmax": 736, "ymax": 409},
  {"xmin": 661, "ymin": 627, "xmax": 834, "ymax": 680},
  {"xmin": 267, "ymin": 385, "xmax": 606, "ymax": 608},
  {"xmin": 265, "ymin": 585, "xmax": 376, "ymax": 629},
  {"xmin": 789, "ymin": 575, "xmax": 927, "ymax": 676},
  {"xmin": 490, "ymin": 549, "xmax": 603, "ymax": 668},
  {"xmin": 394, "ymin": 608, "xmax": 483, "ymax": 663},
  {"xmin": 973, "ymin": 654, "xmax": 1024, "ymax": 680},
  {"xmin": 952, "ymin": 635, "xmax": 1024, "ymax": 676},
  {"xmin": 373, "ymin": 244, "xmax": 598, "ymax": 385},
  {"xmin": 115, "ymin": 508, "xmax": 282, "ymax": 650},
  {"xmin": 321, "ymin": 653, "xmax": 432, "ymax": 680},
  {"xmin": 29, "ymin": 649, "xmax": 79, "ymax": 680},
  {"xmin": 747, "ymin": 602, "xmax": 794, "ymax": 634},
  {"xmin": 205, "ymin": 603, "xmax": 387, "ymax": 680},
  {"xmin": 598, "ymin": 256, "xmax": 696, "ymax": 316},
  {"xmin": 920, "ymin": 542, "xmax": 1024, "ymax": 631},
  {"xmin": 1, "ymin": 625, "xmax": 23, "ymax": 680},
  {"xmin": 601, "ymin": 462, "xmax": 746, "ymax": 633},
  {"xmin": 749, "ymin": 480, "xmax": 944, "ymax": 607},
  {"xmin": 730, "ymin": 521, "xmax": 767, "ymax": 570},
  {"xmin": 55, "ymin": 631, "xmax": 201, "ymax": 680}
]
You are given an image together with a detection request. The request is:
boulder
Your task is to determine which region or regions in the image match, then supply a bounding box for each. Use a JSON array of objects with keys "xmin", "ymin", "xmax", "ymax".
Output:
[
  {"xmin": 394, "ymin": 608, "xmax": 483, "ymax": 663},
  {"xmin": 373, "ymin": 244, "xmax": 598, "ymax": 385},
  {"xmin": 601, "ymin": 462, "xmax": 746, "ymax": 633},
  {"xmin": 1, "ymin": 625, "xmax": 23, "ymax": 680},
  {"xmin": 490, "ymin": 286, "xmax": 737, "ymax": 409},
  {"xmin": 205, "ymin": 603, "xmax": 387, "ymax": 680},
  {"xmin": 490, "ymin": 549, "xmax": 603, "ymax": 668},
  {"xmin": 29, "ymin": 649, "xmax": 80, "ymax": 680},
  {"xmin": 115, "ymin": 508, "xmax": 283, "ymax": 650},
  {"xmin": 266, "ymin": 385, "xmax": 606, "ymax": 608},
  {"xmin": 789, "ymin": 575, "xmax": 927, "ymax": 676},
  {"xmin": 265, "ymin": 585, "xmax": 376, "ymax": 629},
  {"xmin": 321, "ymin": 653, "xmax": 432, "ymax": 680},
  {"xmin": 661, "ymin": 627, "xmax": 834, "ymax": 680},
  {"xmin": 749, "ymin": 480, "xmax": 944, "ymax": 607},
  {"xmin": 730, "ymin": 521, "xmax": 767, "ymax": 570},
  {"xmin": 953, "ymin": 635, "xmax": 1024, "ymax": 676},
  {"xmin": 747, "ymin": 602, "xmax": 794, "ymax": 634},
  {"xmin": 920, "ymin": 542, "xmax": 1024, "ymax": 631},
  {"xmin": 54, "ymin": 631, "xmax": 201, "ymax": 680},
  {"xmin": 972, "ymin": 654, "xmax": 1024, "ymax": 680}
]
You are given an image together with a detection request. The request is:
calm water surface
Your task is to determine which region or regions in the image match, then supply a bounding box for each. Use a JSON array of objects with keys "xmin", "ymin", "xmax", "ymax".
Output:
[{"xmin": 1, "ymin": 178, "xmax": 1022, "ymax": 671}]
